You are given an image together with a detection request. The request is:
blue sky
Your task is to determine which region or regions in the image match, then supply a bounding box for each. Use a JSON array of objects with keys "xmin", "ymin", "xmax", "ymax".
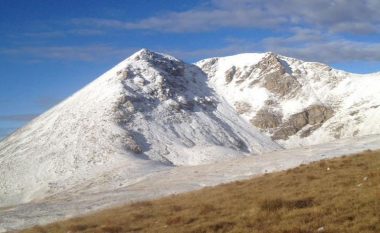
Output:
[{"xmin": 1, "ymin": 0, "xmax": 380, "ymax": 139}]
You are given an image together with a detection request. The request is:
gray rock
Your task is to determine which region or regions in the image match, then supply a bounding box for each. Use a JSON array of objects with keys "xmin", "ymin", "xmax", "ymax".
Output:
[
  {"xmin": 272, "ymin": 126, "xmax": 299, "ymax": 140},
  {"xmin": 234, "ymin": 101, "xmax": 251, "ymax": 114},
  {"xmin": 251, "ymin": 108, "xmax": 283, "ymax": 129},
  {"xmin": 263, "ymin": 72, "xmax": 300, "ymax": 97},
  {"xmin": 272, "ymin": 105, "xmax": 334, "ymax": 140},
  {"xmin": 300, "ymin": 124, "xmax": 322, "ymax": 138},
  {"xmin": 250, "ymin": 53, "xmax": 301, "ymax": 96},
  {"xmin": 225, "ymin": 66, "xmax": 236, "ymax": 84}
]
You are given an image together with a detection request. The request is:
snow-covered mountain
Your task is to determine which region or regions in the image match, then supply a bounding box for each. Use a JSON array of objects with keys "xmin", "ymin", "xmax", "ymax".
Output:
[
  {"xmin": 1, "ymin": 48, "xmax": 380, "ymax": 210},
  {"xmin": 197, "ymin": 52, "xmax": 380, "ymax": 148},
  {"xmin": 1, "ymin": 49, "xmax": 380, "ymax": 231},
  {"xmin": 0, "ymin": 49, "xmax": 280, "ymax": 207}
]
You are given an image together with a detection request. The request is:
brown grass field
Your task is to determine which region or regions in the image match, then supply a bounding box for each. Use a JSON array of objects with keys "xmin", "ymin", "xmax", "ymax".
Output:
[{"xmin": 22, "ymin": 150, "xmax": 380, "ymax": 233}]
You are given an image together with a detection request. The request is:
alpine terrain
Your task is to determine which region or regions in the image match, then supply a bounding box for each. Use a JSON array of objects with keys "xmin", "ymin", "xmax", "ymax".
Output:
[
  {"xmin": 0, "ymin": 49, "xmax": 280, "ymax": 207},
  {"xmin": 1, "ymin": 49, "xmax": 380, "ymax": 231},
  {"xmin": 197, "ymin": 52, "xmax": 380, "ymax": 148}
]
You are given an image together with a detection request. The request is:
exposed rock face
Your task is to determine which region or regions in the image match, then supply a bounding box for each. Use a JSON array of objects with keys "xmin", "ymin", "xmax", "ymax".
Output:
[
  {"xmin": 134, "ymin": 49, "xmax": 185, "ymax": 78},
  {"xmin": 256, "ymin": 53, "xmax": 301, "ymax": 96},
  {"xmin": 249, "ymin": 105, "xmax": 335, "ymax": 141},
  {"xmin": 304, "ymin": 105, "xmax": 335, "ymax": 125},
  {"xmin": 234, "ymin": 101, "xmax": 251, "ymax": 114},
  {"xmin": 234, "ymin": 68, "xmax": 253, "ymax": 83},
  {"xmin": 262, "ymin": 73, "xmax": 300, "ymax": 97},
  {"xmin": 254, "ymin": 52, "xmax": 284, "ymax": 75},
  {"xmin": 225, "ymin": 66, "xmax": 236, "ymax": 84},
  {"xmin": 196, "ymin": 58, "xmax": 218, "ymax": 78},
  {"xmin": 272, "ymin": 105, "xmax": 334, "ymax": 140},
  {"xmin": 272, "ymin": 126, "xmax": 298, "ymax": 140},
  {"xmin": 124, "ymin": 137, "xmax": 142, "ymax": 153},
  {"xmin": 300, "ymin": 124, "xmax": 322, "ymax": 138},
  {"xmin": 240, "ymin": 54, "xmax": 335, "ymax": 140},
  {"xmin": 198, "ymin": 51, "xmax": 380, "ymax": 148},
  {"xmin": 251, "ymin": 108, "xmax": 283, "ymax": 129},
  {"xmin": 264, "ymin": 99, "xmax": 277, "ymax": 106},
  {"xmin": 198, "ymin": 53, "xmax": 340, "ymax": 144}
]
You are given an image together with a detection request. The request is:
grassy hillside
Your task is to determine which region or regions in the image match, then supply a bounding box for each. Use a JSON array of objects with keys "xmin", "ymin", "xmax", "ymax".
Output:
[{"xmin": 23, "ymin": 150, "xmax": 380, "ymax": 233}]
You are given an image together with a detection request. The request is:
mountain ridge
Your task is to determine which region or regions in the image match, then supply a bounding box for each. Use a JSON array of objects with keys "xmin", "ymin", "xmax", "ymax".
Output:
[
  {"xmin": 1, "ymin": 48, "xmax": 380, "ymax": 208},
  {"xmin": 197, "ymin": 51, "xmax": 380, "ymax": 147},
  {"xmin": 1, "ymin": 48, "xmax": 380, "ymax": 231}
]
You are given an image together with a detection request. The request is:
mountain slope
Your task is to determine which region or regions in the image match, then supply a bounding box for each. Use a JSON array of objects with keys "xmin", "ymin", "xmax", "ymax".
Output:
[
  {"xmin": 197, "ymin": 52, "xmax": 380, "ymax": 148},
  {"xmin": 1, "ymin": 49, "xmax": 380, "ymax": 232},
  {"xmin": 21, "ymin": 150, "xmax": 380, "ymax": 233},
  {"xmin": 0, "ymin": 49, "xmax": 280, "ymax": 207}
]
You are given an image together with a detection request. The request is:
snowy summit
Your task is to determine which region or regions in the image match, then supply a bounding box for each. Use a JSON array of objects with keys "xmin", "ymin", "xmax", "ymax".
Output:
[{"xmin": 1, "ymin": 49, "xmax": 380, "ymax": 231}]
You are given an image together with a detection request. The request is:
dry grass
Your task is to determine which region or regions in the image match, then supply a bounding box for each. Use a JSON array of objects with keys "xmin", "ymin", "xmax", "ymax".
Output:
[{"xmin": 22, "ymin": 150, "xmax": 380, "ymax": 233}]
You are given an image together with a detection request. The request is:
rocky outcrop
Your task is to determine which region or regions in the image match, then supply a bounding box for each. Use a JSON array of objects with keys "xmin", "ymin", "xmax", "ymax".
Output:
[
  {"xmin": 225, "ymin": 66, "xmax": 236, "ymax": 84},
  {"xmin": 256, "ymin": 53, "xmax": 300, "ymax": 96},
  {"xmin": 197, "ymin": 51, "xmax": 380, "ymax": 148},
  {"xmin": 234, "ymin": 101, "xmax": 251, "ymax": 114},
  {"xmin": 229, "ymin": 53, "xmax": 302, "ymax": 96},
  {"xmin": 272, "ymin": 105, "xmax": 334, "ymax": 140},
  {"xmin": 300, "ymin": 124, "xmax": 322, "ymax": 138},
  {"xmin": 196, "ymin": 58, "xmax": 218, "ymax": 78},
  {"xmin": 254, "ymin": 53, "xmax": 285, "ymax": 75},
  {"xmin": 251, "ymin": 104, "xmax": 334, "ymax": 140},
  {"xmin": 303, "ymin": 105, "xmax": 335, "ymax": 125},
  {"xmin": 246, "ymin": 55, "xmax": 333, "ymax": 140},
  {"xmin": 251, "ymin": 108, "xmax": 283, "ymax": 129},
  {"xmin": 251, "ymin": 56, "xmax": 334, "ymax": 140},
  {"xmin": 262, "ymin": 72, "xmax": 300, "ymax": 97}
]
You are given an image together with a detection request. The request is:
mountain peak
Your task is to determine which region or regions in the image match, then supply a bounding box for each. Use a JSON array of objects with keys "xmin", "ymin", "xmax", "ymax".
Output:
[
  {"xmin": 129, "ymin": 48, "xmax": 156, "ymax": 61},
  {"xmin": 129, "ymin": 48, "xmax": 180, "ymax": 64},
  {"xmin": 263, "ymin": 51, "xmax": 278, "ymax": 58},
  {"xmin": 0, "ymin": 48, "xmax": 285, "ymax": 208},
  {"xmin": 133, "ymin": 48, "xmax": 155, "ymax": 57},
  {"xmin": 2, "ymin": 49, "xmax": 380, "ymax": 218}
]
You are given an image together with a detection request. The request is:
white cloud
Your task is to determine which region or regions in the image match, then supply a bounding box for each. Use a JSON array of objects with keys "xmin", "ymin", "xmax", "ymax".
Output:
[
  {"xmin": 164, "ymin": 32, "xmax": 380, "ymax": 64},
  {"xmin": 72, "ymin": 0, "xmax": 380, "ymax": 34},
  {"xmin": 4, "ymin": 0, "xmax": 380, "ymax": 64}
]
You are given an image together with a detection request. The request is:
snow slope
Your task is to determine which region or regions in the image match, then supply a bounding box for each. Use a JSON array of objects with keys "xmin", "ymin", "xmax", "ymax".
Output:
[
  {"xmin": 1, "ymin": 134, "xmax": 380, "ymax": 232},
  {"xmin": 197, "ymin": 52, "xmax": 380, "ymax": 148},
  {"xmin": 1, "ymin": 49, "xmax": 380, "ymax": 232},
  {"xmin": 0, "ymin": 49, "xmax": 280, "ymax": 208}
]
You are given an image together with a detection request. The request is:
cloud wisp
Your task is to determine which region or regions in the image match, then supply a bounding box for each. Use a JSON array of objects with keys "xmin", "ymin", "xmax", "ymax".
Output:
[
  {"xmin": 164, "ymin": 30, "xmax": 380, "ymax": 64},
  {"xmin": 2, "ymin": 0, "xmax": 380, "ymax": 65},
  {"xmin": 72, "ymin": 0, "xmax": 380, "ymax": 35},
  {"xmin": 64, "ymin": 0, "xmax": 380, "ymax": 64}
]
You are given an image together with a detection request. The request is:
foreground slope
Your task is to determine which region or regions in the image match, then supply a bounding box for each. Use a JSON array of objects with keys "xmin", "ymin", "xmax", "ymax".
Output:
[
  {"xmin": 197, "ymin": 53, "xmax": 380, "ymax": 147},
  {"xmin": 0, "ymin": 49, "xmax": 280, "ymax": 207},
  {"xmin": 23, "ymin": 150, "xmax": 380, "ymax": 233},
  {"xmin": 2, "ymin": 134, "xmax": 380, "ymax": 232}
]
